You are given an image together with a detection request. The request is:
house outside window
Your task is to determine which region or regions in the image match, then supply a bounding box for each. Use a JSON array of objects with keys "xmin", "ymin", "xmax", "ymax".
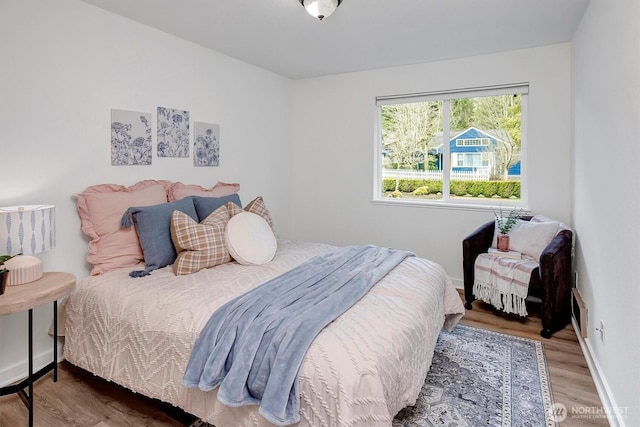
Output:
[{"xmin": 375, "ymin": 84, "xmax": 528, "ymax": 207}]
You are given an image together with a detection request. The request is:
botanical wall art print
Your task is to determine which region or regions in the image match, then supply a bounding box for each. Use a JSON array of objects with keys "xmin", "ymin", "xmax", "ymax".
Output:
[
  {"xmin": 193, "ymin": 122, "xmax": 220, "ymax": 167},
  {"xmin": 111, "ymin": 109, "xmax": 152, "ymax": 166},
  {"xmin": 157, "ymin": 107, "xmax": 190, "ymax": 157}
]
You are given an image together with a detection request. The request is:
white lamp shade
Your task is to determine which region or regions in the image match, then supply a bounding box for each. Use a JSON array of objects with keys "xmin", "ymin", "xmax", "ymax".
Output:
[
  {"xmin": 0, "ymin": 205, "xmax": 55, "ymax": 256},
  {"xmin": 301, "ymin": 0, "xmax": 341, "ymax": 20}
]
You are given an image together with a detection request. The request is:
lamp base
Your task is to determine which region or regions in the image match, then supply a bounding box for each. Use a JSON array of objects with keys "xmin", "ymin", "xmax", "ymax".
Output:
[{"xmin": 4, "ymin": 255, "xmax": 43, "ymax": 286}]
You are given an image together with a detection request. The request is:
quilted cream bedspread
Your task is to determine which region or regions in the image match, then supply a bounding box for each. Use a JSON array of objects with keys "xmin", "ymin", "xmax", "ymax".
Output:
[{"xmin": 64, "ymin": 240, "xmax": 464, "ymax": 427}]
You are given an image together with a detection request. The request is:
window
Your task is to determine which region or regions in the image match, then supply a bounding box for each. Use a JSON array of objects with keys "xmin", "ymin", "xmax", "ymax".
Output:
[
  {"xmin": 454, "ymin": 152, "xmax": 487, "ymax": 168},
  {"xmin": 456, "ymin": 138, "xmax": 490, "ymax": 147},
  {"xmin": 375, "ymin": 84, "xmax": 528, "ymax": 206}
]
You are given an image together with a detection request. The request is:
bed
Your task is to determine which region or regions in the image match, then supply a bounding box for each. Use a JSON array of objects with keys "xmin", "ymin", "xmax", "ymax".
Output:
[{"xmin": 63, "ymin": 180, "xmax": 465, "ymax": 427}]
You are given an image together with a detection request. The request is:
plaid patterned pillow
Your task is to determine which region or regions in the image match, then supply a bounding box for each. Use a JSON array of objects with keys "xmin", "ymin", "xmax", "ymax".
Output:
[
  {"xmin": 170, "ymin": 206, "xmax": 232, "ymax": 275},
  {"xmin": 226, "ymin": 201, "xmax": 244, "ymax": 217},
  {"xmin": 227, "ymin": 196, "xmax": 273, "ymax": 229}
]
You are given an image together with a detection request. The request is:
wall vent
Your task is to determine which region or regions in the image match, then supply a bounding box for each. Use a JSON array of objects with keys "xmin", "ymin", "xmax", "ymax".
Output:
[{"xmin": 571, "ymin": 287, "xmax": 587, "ymax": 338}]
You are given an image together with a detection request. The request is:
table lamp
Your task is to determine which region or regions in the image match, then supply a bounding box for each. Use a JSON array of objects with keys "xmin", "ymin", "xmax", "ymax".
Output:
[{"xmin": 0, "ymin": 205, "xmax": 55, "ymax": 286}]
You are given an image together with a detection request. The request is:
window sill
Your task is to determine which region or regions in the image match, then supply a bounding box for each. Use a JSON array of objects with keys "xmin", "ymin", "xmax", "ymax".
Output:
[{"xmin": 370, "ymin": 198, "xmax": 530, "ymax": 213}]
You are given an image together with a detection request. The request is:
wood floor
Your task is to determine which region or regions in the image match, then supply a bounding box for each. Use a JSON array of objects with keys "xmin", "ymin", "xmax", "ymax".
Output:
[{"xmin": 0, "ymin": 290, "xmax": 609, "ymax": 427}]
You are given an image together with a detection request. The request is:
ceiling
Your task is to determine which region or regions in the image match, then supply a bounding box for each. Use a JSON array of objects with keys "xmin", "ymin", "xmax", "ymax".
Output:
[{"xmin": 80, "ymin": 0, "xmax": 590, "ymax": 80}]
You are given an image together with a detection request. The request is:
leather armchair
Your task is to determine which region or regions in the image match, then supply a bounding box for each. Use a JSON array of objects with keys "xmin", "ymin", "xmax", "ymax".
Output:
[{"xmin": 462, "ymin": 216, "xmax": 573, "ymax": 338}]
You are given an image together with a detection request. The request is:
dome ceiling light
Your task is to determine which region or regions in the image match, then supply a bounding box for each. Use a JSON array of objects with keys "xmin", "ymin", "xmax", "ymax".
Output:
[{"xmin": 299, "ymin": 0, "xmax": 342, "ymax": 21}]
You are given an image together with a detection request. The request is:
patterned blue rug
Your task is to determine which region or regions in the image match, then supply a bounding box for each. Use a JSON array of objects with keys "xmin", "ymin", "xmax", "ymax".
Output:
[{"xmin": 190, "ymin": 324, "xmax": 555, "ymax": 427}]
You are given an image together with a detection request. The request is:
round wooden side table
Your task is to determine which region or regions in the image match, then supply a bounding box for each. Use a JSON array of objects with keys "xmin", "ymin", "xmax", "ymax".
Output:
[{"xmin": 0, "ymin": 272, "xmax": 76, "ymax": 427}]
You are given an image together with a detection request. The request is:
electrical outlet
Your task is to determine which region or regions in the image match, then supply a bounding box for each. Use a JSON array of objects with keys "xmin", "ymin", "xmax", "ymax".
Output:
[{"xmin": 595, "ymin": 320, "xmax": 605, "ymax": 343}]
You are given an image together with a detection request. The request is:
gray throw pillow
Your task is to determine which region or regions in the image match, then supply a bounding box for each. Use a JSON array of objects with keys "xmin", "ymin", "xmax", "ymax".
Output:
[
  {"xmin": 121, "ymin": 197, "xmax": 198, "ymax": 276},
  {"xmin": 192, "ymin": 194, "xmax": 242, "ymax": 221}
]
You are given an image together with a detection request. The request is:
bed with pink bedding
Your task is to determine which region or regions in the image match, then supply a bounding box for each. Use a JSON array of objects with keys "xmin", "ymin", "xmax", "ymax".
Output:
[
  {"xmin": 64, "ymin": 239, "xmax": 464, "ymax": 427},
  {"xmin": 64, "ymin": 180, "xmax": 464, "ymax": 426}
]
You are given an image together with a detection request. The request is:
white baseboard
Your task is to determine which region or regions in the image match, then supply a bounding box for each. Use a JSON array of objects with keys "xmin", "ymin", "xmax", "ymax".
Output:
[
  {"xmin": 572, "ymin": 317, "xmax": 626, "ymax": 427},
  {"xmin": 0, "ymin": 341, "xmax": 65, "ymax": 387}
]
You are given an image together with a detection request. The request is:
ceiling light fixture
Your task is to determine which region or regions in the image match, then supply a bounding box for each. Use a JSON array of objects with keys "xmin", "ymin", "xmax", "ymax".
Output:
[{"xmin": 300, "ymin": 0, "xmax": 342, "ymax": 21}]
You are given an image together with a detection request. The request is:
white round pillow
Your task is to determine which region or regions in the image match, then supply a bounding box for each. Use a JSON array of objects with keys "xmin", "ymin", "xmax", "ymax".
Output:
[{"xmin": 225, "ymin": 211, "xmax": 277, "ymax": 265}]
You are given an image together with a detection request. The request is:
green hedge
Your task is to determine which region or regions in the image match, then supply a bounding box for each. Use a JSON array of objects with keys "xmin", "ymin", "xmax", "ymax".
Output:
[{"xmin": 382, "ymin": 178, "xmax": 520, "ymax": 198}]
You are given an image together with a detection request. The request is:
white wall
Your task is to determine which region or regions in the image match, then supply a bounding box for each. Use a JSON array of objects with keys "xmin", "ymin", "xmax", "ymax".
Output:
[
  {"xmin": 291, "ymin": 44, "xmax": 572, "ymax": 284},
  {"xmin": 572, "ymin": 0, "xmax": 640, "ymax": 424},
  {"xmin": 0, "ymin": 0, "xmax": 293, "ymax": 385}
]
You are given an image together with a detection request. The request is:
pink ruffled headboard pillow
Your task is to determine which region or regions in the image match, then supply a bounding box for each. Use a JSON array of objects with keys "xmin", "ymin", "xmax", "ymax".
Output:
[
  {"xmin": 77, "ymin": 180, "xmax": 172, "ymax": 275},
  {"xmin": 168, "ymin": 181, "xmax": 240, "ymax": 201}
]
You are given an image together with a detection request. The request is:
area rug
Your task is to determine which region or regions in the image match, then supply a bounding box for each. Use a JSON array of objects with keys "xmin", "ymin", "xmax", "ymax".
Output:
[{"xmin": 190, "ymin": 324, "xmax": 555, "ymax": 427}]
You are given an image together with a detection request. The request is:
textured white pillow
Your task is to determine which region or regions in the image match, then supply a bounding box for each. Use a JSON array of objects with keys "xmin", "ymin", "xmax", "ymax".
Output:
[
  {"xmin": 507, "ymin": 219, "xmax": 560, "ymax": 260},
  {"xmin": 225, "ymin": 212, "xmax": 277, "ymax": 265}
]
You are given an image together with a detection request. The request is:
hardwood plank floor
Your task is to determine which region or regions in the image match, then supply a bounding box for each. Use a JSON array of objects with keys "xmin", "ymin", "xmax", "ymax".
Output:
[{"xmin": 0, "ymin": 290, "xmax": 609, "ymax": 426}]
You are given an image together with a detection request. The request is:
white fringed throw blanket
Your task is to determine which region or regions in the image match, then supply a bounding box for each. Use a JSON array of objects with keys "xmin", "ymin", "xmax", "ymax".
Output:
[{"xmin": 473, "ymin": 253, "xmax": 538, "ymax": 316}]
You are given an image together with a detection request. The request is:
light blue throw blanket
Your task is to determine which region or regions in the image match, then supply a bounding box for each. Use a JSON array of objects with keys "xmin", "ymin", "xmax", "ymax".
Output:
[{"xmin": 182, "ymin": 245, "xmax": 414, "ymax": 426}]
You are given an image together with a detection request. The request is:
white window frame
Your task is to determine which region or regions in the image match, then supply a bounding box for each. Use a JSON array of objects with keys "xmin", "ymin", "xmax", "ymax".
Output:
[{"xmin": 373, "ymin": 83, "xmax": 529, "ymax": 210}]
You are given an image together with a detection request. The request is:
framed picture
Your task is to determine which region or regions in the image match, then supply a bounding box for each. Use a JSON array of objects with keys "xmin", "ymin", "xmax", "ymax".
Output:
[
  {"xmin": 111, "ymin": 109, "xmax": 152, "ymax": 166},
  {"xmin": 193, "ymin": 122, "xmax": 220, "ymax": 167},
  {"xmin": 157, "ymin": 107, "xmax": 190, "ymax": 157}
]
